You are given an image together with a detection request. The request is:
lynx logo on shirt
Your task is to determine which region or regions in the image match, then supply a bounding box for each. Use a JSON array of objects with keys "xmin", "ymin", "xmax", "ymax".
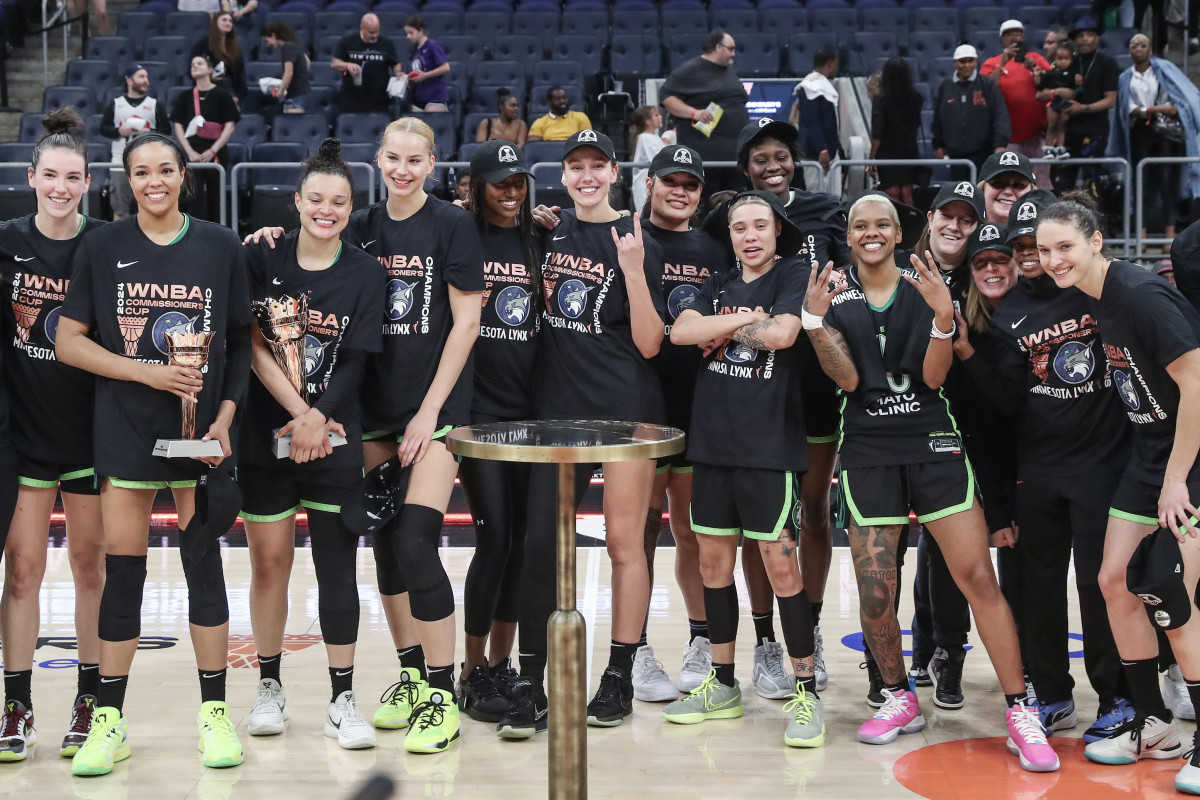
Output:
[
  {"xmin": 667, "ymin": 284, "xmax": 699, "ymax": 320},
  {"xmin": 495, "ymin": 286, "xmax": 531, "ymax": 326},
  {"xmin": 1052, "ymin": 340, "xmax": 1096, "ymax": 385},
  {"xmin": 304, "ymin": 335, "xmax": 332, "ymax": 376},
  {"xmin": 379, "ymin": 254, "xmax": 433, "ymax": 336},
  {"xmin": 1104, "ymin": 342, "xmax": 1167, "ymax": 423},
  {"xmin": 557, "ymin": 279, "xmax": 591, "ymax": 319}
]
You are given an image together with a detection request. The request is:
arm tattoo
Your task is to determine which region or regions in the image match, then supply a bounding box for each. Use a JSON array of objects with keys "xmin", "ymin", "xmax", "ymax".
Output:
[
  {"xmin": 732, "ymin": 318, "xmax": 774, "ymax": 350},
  {"xmin": 847, "ymin": 522, "xmax": 905, "ymax": 684},
  {"xmin": 808, "ymin": 322, "xmax": 858, "ymax": 388}
]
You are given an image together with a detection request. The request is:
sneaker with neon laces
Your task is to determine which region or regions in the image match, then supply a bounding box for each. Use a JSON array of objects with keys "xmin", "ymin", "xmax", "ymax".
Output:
[
  {"xmin": 404, "ymin": 687, "xmax": 460, "ymax": 754},
  {"xmin": 1083, "ymin": 713, "xmax": 1183, "ymax": 765},
  {"xmin": 783, "ymin": 687, "xmax": 825, "ymax": 748},
  {"xmin": 496, "ymin": 677, "xmax": 548, "ymax": 740},
  {"xmin": 60, "ymin": 695, "xmax": 95, "ymax": 757},
  {"xmin": 459, "ymin": 664, "xmax": 509, "ymax": 723},
  {"xmin": 1177, "ymin": 731, "xmax": 1200, "ymax": 794},
  {"xmin": 813, "ymin": 628, "xmax": 828, "ymax": 692},
  {"xmin": 1165, "ymin": 665, "xmax": 1197, "ymax": 721},
  {"xmin": 1039, "ymin": 698, "xmax": 1078, "ymax": 734},
  {"xmin": 247, "ymin": 678, "xmax": 287, "ymax": 736},
  {"xmin": 857, "ymin": 688, "xmax": 925, "ymax": 745},
  {"xmin": 586, "ymin": 667, "xmax": 634, "ymax": 727},
  {"xmin": 752, "ymin": 640, "xmax": 791, "ymax": 700},
  {"xmin": 677, "ymin": 637, "xmax": 712, "ymax": 694},
  {"xmin": 0, "ymin": 701, "xmax": 35, "ymax": 762},
  {"xmin": 1084, "ymin": 697, "xmax": 1136, "ymax": 743},
  {"xmin": 70, "ymin": 706, "xmax": 130, "ymax": 776},
  {"xmin": 374, "ymin": 668, "xmax": 425, "ymax": 730},
  {"xmin": 662, "ymin": 671, "xmax": 743, "ymax": 724},
  {"xmin": 1007, "ymin": 699, "xmax": 1060, "ymax": 772},
  {"xmin": 196, "ymin": 701, "xmax": 243, "ymax": 768},
  {"xmin": 632, "ymin": 646, "xmax": 678, "ymax": 702},
  {"xmin": 325, "ymin": 690, "xmax": 376, "ymax": 749}
]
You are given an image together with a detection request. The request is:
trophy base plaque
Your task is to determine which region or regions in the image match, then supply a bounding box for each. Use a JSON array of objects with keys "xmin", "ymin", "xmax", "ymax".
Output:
[
  {"xmin": 153, "ymin": 439, "xmax": 226, "ymax": 458},
  {"xmin": 274, "ymin": 430, "xmax": 349, "ymax": 459}
]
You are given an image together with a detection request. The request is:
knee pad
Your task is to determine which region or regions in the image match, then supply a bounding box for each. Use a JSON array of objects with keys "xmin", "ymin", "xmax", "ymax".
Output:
[
  {"xmin": 98, "ymin": 554, "xmax": 147, "ymax": 642},
  {"xmin": 179, "ymin": 529, "xmax": 229, "ymax": 628},
  {"xmin": 394, "ymin": 504, "xmax": 448, "ymax": 593},
  {"xmin": 371, "ymin": 518, "xmax": 407, "ymax": 596}
]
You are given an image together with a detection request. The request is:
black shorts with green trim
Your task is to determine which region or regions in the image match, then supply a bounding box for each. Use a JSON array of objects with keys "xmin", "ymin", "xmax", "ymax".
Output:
[
  {"xmin": 690, "ymin": 463, "xmax": 795, "ymax": 541},
  {"xmin": 362, "ymin": 425, "xmax": 454, "ymax": 443},
  {"xmin": 655, "ymin": 451, "xmax": 692, "ymax": 474},
  {"xmin": 804, "ymin": 368, "xmax": 840, "ymax": 444},
  {"xmin": 18, "ymin": 456, "xmax": 98, "ymax": 495},
  {"xmin": 840, "ymin": 459, "xmax": 975, "ymax": 527},
  {"xmin": 1109, "ymin": 471, "xmax": 1200, "ymax": 527},
  {"xmin": 238, "ymin": 465, "xmax": 363, "ymax": 522}
]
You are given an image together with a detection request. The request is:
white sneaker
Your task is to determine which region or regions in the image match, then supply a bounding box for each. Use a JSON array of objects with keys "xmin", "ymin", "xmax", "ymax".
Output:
[
  {"xmin": 1165, "ymin": 665, "xmax": 1197, "ymax": 721},
  {"xmin": 324, "ymin": 691, "xmax": 376, "ymax": 750},
  {"xmin": 632, "ymin": 645, "xmax": 678, "ymax": 702},
  {"xmin": 813, "ymin": 627, "xmax": 828, "ymax": 692},
  {"xmin": 247, "ymin": 678, "xmax": 287, "ymax": 736},
  {"xmin": 678, "ymin": 637, "xmax": 712, "ymax": 693},
  {"xmin": 752, "ymin": 639, "xmax": 791, "ymax": 700},
  {"xmin": 1084, "ymin": 714, "xmax": 1182, "ymax": 765}
]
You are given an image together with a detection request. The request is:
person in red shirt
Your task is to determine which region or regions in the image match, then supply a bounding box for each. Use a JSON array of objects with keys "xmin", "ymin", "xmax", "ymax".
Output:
[{"xmin": 981, "ymin": 20, "xmax": 1051, "ymax": 187}]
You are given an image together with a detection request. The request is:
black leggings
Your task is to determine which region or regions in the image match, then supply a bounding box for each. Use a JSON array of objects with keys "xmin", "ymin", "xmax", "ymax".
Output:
[
  {"xmin": 459, "ymin": 413, "xmax": 531, "ymax": 637},
  {"xmin": 307, "ymin": 507, "xmax": 361, "ymax": 646}
]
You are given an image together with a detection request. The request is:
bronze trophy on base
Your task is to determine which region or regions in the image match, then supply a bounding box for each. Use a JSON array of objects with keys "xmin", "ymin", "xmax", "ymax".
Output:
[{"xmin": 152, "ymin": 328, "xmax": 223, "ymax": 458}]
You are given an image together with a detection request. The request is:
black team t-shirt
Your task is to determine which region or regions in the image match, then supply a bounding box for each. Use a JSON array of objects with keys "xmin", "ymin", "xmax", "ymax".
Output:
[
  {"xmin": 991, "ymin": 273, "xmax": 1131, "ymax": 478},
  {"xmin": 826, "ymin": 266, "xmax": 964, "ymax": 469},
  {"xmin": 345, "ymin": 197, "xmax": 484, "ymax": 432},
  {"xmin": 643, "ymin": 220, "xmax": 725, "ymax": 432},
  {"xmin": 687, "ymin": 256, "xmax": 809, "ymax": 472},
  {"xmin": 1094, "ymin": 260, "xmax": 1200, "ymax": 483},
  {"xmin": 0, "ymin": 214, "xmax": 105, "ymax": 465},
  {"xmin": 536, "ymin": 211, "xmax": 668, "ymax": 423},
  {"xmin": 476, "ymin": 223, "xmax": 541, "ymax": 419},
  {"xmin": 334, "ymin": 33, "xmax": 398, "ymax": 108},
  {"xmin": 242, "ymin": 232, "xmax": 384, "ymax": 469},
  {"xmin": 61, "ymin": 216, "xmax": 253, "ymax": 481}
]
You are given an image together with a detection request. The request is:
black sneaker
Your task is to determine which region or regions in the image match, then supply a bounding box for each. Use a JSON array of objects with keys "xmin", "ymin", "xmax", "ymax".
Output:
[
  {"xmin": 861, "ymin": 655, "xmax": 885, "ymax": 709},
  {"xmin": 586, "ymin": 667, "xmax": 634, "ymax": 727},
  {"xmin": 491, "ymin": 658, "xmax": 521, "ymax": 700},
  {"xmin": 459, "ymin": 664, "xmax": 510, "ymax": 723},
  {"xmin": 929, "ymin": 646, "xmax": 965, "ymax": 710},
  {"xmin": 496, "ymin": 678, "xmax": 548, "ymax": 740}
]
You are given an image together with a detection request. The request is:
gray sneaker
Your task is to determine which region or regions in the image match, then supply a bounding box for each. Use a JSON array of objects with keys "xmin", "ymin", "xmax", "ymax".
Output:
[
  {"xmin": 678, "ymin": 636, "xmax": 712, "ymax": 694},
  {"xmin": 813, "ymin": 627, "xmax": 828, "ymax": 691},
  {"xmin": 753, "ymin": 640, "xmax": 791, "ymax": 700},
  {"xmin": 662, "ymin": 671, "xmax": 744, "ymax": 725},
  {"xmin": 783, "ymin": 687, "xmax": 825, "ymax": 748}
]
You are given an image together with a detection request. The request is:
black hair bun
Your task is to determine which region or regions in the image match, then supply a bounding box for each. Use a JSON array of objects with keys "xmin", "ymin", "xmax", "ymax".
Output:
[
  {"xmin": 43, "ymin": 106, "xmax": 83, "ymax": 137},
  {"xmin": 316, "ymin": 137, "xmax": 343, "ymax": 162}
]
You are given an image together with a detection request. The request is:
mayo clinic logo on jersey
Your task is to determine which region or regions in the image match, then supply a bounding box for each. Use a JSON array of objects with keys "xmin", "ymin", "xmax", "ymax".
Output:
[
  {"xmin": 44, "ymin": 307, "xmax": 61, "ymax": 343},
  {"xmin": 998, "ymin": 152, "xmax": 1020, "ymax": 167},
  {"xmin": 577, "ymin": 129, "xmax": 598, "ymax": 143},
  {"xmin": 1016, "ymin": 201, "xmax": 1038, "ymax": 222},
  {"xmin": 152, "ymin": 312, "xmax": 198, "ymax": 355},
  {"xmin": 557, "ymin": 279, "xmax": 592, "ymax": 319},
  {"xmin": 953, "ymin": 182, "xmax": 975, "ymax": 198},
  {"xmin": 1053, "ymin": 340, "xmax": 1095, "ymax": 384},
  {"xmin": 304, "ymin": 335, "xmax": 332, "ymax": 376},
  {"xmin": 387, "ymin": 279, "xmax": 417, "ymax": 321},
  {"xmin": 1113, "ymin": 369, "xmax": 1140, "ymax": 410},
  {"xmin": 498, "ymin": 145, "xmax": 518, "ymax": 164},
  {"xmin": 667, "ymin": 284, "xmax": 699, "ymax": 320},
  {"xmin": 495, "ymin": 285, "xmax": 532, "ymax": 326},
  {"xmin": 723, "ymin": 342, "xmax": 757, "ymax": 363},
  {"xmin": 978, "ymin": 224, "xmax": 1001, "ymax": 241},
  {"xmin": 673, "ymin": 148, "xmax": 693, "ymax": 165}
]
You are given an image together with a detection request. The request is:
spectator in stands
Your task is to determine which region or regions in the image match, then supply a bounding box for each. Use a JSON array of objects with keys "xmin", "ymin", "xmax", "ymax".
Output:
[
  {"xmin": 981, "ymin": 20, "xmax": 1052, "ymax": 187},
  {"xmin": 221, "ymin": 0, "xmax": 257, "ymax": 22},
  {"xmin": 404, "ymin": 16, "xmax": 450, "ymax": 113},
  {"xmin": 659, "ymin": 29, "xmax": 749, "ymax": 192},
  {"xmin": 171, "ymin": 54, "xmax": 239, "ymax": 223},
  {"xmin": 931, "ymin": 45, "xmax": 1011, "ymax": 180},
  {"xmin": 869, "ymin": 57, "xmax": 922, "ymax": 207},
  {"xmin": 332, "ymin": 13, "xmax": 403, "ymax": 115},
  {"xmin": 527, "ymin": 86, "xmax": 592, "ymax": 142},
  {"xmin": 1042, "ymin": 26, "xmax": 1070, "ymax": 63},
  {"xmin": 1039, "ymin": 43, "xmax": 1082, "ymax": 159},
  {"xmin": 177, "ymin": 0, "xmax": 220, "ymax": 13},
  {"xmin": 192, "ymin": 11, "xmax": 246, "ymax": 105},
  {"xmin": 100, "ymin": 63, "xmax": 171, "ymax": 219},
  {"xmin": 262, "ymin": 22, "xmax": 310, "ymax": 114},
  {"xmin": 475, "ymin": 88, "xmax": 528, "ymax": 146},
  {"xmin": 1047, "ymin": 17, "xmax": 1118, "ymax": 192},
  {"xmin": 789, "ymin": 47, "xmax": 842, "ymax": 172},
  {"xmin": 630, "ymin": 105, "xmax": 666, "ymax": 211},
  {"xmin": 1109, "ymin": 33, "xmax": 1200, "ymax": 251},
  {"xmin": 455, "ymin": 169, "xmax": 471, "ymax": 208},
  {"xmin": 1132, "ymin": 0, "xmax": 1168, "ymax": 55}
]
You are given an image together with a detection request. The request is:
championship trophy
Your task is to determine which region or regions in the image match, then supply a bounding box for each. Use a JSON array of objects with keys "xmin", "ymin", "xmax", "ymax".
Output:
[
  {"xmin": 251, "ymin": 292, "xmax": 309, "ymax": 401},
  {"xmin": 152, "ymin": 328, "xmax": 223, "ymax": 457}
]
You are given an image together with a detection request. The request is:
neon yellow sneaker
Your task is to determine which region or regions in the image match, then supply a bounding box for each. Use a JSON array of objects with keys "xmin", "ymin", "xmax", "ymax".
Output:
[
  {"xmin": 374, "ymin": 668, "xmax": 425, "ymax": 730},
  {"xmin": 197, "ymin": 701, "xmax": 243, "ymax": 768},
  {"xmin": 404, "ymin": 686, "xmax": 460, "ymax": 754},
  {"xmin": 70, "ymin": 706, "xmax": 130, "ymax": 776}
]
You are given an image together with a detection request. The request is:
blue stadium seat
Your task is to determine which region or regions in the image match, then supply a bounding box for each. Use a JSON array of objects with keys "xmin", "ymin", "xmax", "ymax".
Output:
[
  {"xmin": 534, "ymin": 59, "xmax": 582, "ymax": 87},
  {"xmin": 460, "ymin": 112, "xmax": 488, "ymax": 143},
  {"xmin": 415, "ymin": 11, "xmax": 463, "ymax": 36},
  {"xmin": 18, "ymin": 114, "xmax": 44, "ymax": 143},
  {"xmin": 476, "ymin": 60, "xmax": 527, "ymax": 90},
  {"xmin": 907, "ymin": 30, "xmax": 956, "ymax": 63},
  {"xmin": 163, "ymin": 12, "xmax": 211, "ymax": 39},
  {"xmin": 810, "ymin": 7, "xmax": 858, "ymax": 38},
  {"xmin": 926, "ymin": 58, "xmax": 957, "ymax": 87},
  {"xmin": 411, "ymin": 112, "xmax": 456, "ymax": 160},
  {"xmin": 117, "ymin": 13, "xmax": 162, "ymax": 52},
  {"xmin": 966, "ymin": 29, "xmax": 993, "ymax": 57},
  {"xmin": 853, "ymin": 32, "xmax": 898, "ymax": 64},
  {"xmin": 230, "ymin": 113, "xmax": 269, "ymax": 148},
  {"xmin": 710, "ymin": 8, "xmax": 758, "ymax": 34},
  {"xmin": 523, "ymin": 140, "xmax": 562, "ymax": 180},
  {"xmin": 667, "ymin": 33, "xmax": 705, "ymax": 71},
  {"xmin": 1016, "ymin": 6, "xmax": 1062, "ymax": 31},
  {"xmin": 963, "ymin": 7, "xmax": 1008, "ymax": 37},
  {"xmin": 733, "ymin": 33, "xmax": 780, "ymax": 77},
  {"xmin": 463, "ymin": 12, "xmax": 510, "ymax": 52},
  {"xmin": 662, "ymin": 14, "xmax": 708, "ymax": 39},
  {"xmin": 760, "ymin": 6, "xmax": 806, "ymax": 32},
  {"xmin": 438, "ymin": 35, "xmax": 486, "ymax": 66},
  {"xmin": 445, "ymin": 62, "xmax": 471, "ymax": 98},
  {"xmin": 375, "ymin": 11, "xmax": 413, "ymax": 34},
  {"xmin": 515, "ymin": 0, "xmax": 560, "ymax": 10},
  {"xmin": 235, "ymin": 14, "xmax": 264, "ymax": 49},
  {"xmin": 559, "ymin": 10, "xmax": 608, "ymax": 46},
  {"xmin": 1101, "ymin": 27, "xmax": 1138, "ymax": 53},
  {"xmin": 373, "ymin": 2, "xmax": 418, "ymax": 14},
  {"xmin": 470, "ymin": 0, "xmax": 513, "ymax": 11},
  {"xmin": 458, "ymin": 141, "xmax": 483, "ymax": 161},
  {"xmin": 341, "ymin": 142, "xmax": 379, "ymax": 167},
  {"xmin": 264, "ymin": 12, "xmax": 313, "ymax": 48},
  {"xmin": 67, "ymin": 59, "xmax": 120, "ymax": 100},
  {"xmin": 469, "ymin": 84, "xmax": 523, "ymax": 113},
  {"xmin": 512, "ymin": 11, "xmax": 559, "ymax": 38},
  {"xmin": 913, "ymin": 80, "xmax": 931, "ymax": 108},
  {"xmin": 787, "ymin": 33, "xmax": 838, "ymax": 76},
  {"xmin": 550, "ymin": 35, "xmax": 602, "ymax": 77},
  {"xmin": 910, "ymin": 6, "xmax": 958, "ymax": 35},
  {"xmin": 861, "ymin": 7, "xmax": 908, "ymax": 36},
  {"xmin": 143, "ymin": 36, "xmax": 192, "ymax": 75},
  {"xmin": 271, "ymin": 114, "xmax": 331, "ymax": 151},
  {"xmin": 807, "ymin": 0, "xmax": 849, "ymax": 8},
  {"xmin": 309, "ymin": 85, "xmax": 340, "ymax": 125},
  {"xmin": 0, "ymin": 142, "xmax": 32, "ymax": 185},
  {"xmin": 42, "ymin": 86, "xmax": 97, "ymax": 118},
  {"xmin": 132, "ymin": 61, "xmax": 178, "ymax": 96},
  {"xmin": 86, "ymin": 36, "xmax": 137, "ymax": 70},
  {"xmin": 309, "ymin": 64, "xmax": 343, "ymax": 87},
  {"xmin": 610, "ymin": 8, "xmax": 657, "ymax": 38},
  {"xmin": 325, "ymin": 1, "xmax": 368, "ymax": 11},
  {"xmin": 316, "ymin": 34, "xmax": 341, "ymax": 62},
  {"xmin": 313, "ymin": 11, "xmax": 360, "ymax": 41},
  {"xmin": 335, "ymin": 112, "xmax": 391, "ymax": 143},
  {"xmin": 609, "ymin": 34, "xmax": 660, "ymax": 81},
  {"xmin": 710, "ymin": 0, "xmax": 755, "ymax": 7},
  {"xmin": 491, "ymin": 35, "xmax": 545, "ymax": 64}
]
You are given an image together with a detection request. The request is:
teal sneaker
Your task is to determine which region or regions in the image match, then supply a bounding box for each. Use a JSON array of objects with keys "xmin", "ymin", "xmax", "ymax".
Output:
[
  {"xmin": 662, "ymin": 670, "xmax": 744, "ymax": 725},
  {"xmin": 783, "ymin": 686, "xmax": 825, "ymax": 748}
]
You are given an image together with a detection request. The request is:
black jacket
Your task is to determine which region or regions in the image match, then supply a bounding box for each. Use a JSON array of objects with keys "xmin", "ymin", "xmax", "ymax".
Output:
[{"xmin": 931, "ymin": 72, "xmax": 1011, "ymax": 155}]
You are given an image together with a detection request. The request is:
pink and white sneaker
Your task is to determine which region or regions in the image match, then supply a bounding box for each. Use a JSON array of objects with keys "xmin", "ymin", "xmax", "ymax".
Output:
[
  {"xmin": 1007, "ymin": 699, "xmax": 1060, "ymax": 772},
  {"xmin": 857, "ymin": 688, "xmax": 925, "ymax": 744}
]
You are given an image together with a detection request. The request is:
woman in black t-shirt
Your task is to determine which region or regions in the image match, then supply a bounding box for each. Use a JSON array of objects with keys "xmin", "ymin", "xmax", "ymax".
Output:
[
  {"xmin": 262, "ymin": 23, "xmax": 311, "ymax": 113},
  {"xmin": 239, "ymin": 139, "xmax": 384, "ymax": 750},
  {"xmin": 456, "ymin": 140, "xmax": 540, "ymax": 725},
  {"xmin": 170, "ymin": 55, "xmax": 239, "ymax": 224},
  {"xmin": 1036, "ymin": 194, "xmax": 1200, "ymax": 780},
  {"xmin": 57, "ymin": 132, "xmax": 252, "ymax": 776},
  {"xmin": 0, "ymin": 109, "xmax": 103, "ymax": 761}
]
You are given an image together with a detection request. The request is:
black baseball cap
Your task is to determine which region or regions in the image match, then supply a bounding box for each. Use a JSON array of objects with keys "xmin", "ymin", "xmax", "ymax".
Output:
[
  {"xmin": 931, "ymin": 181, "xmax": 986, "ymax": 221},
  {"xmin": 183, "ymin": 469, "xmax": 243, "ymax": 561},
  {"xmin": 1005, "ymin": 189, "xmax": 1058, "ymax": 242},
  {"xmin": 965, "ymin": 222, "xmax": 1012, "ymax": 262},
  {"xmin": 649, "ymin": 144, "xmax": 704, "ymax": 182},
  {"xmin": 736, "ymin": 119, "xmax": 798, "ymax": 160},
  {"xmin": 562, "ymin": 129, "xmax": 617, "ymax": 162},
  {"xmin": 724, "ymin": 189, "xmax": 806, "ymax": 257},
  {"xmin": 1126, "ymin": 527, "xmax": 1192, "ymax": 630},
  {"xmin": 341, "ymin": 456, "xmax": 411, "ymax": 536},
  {"xmin": 470, "ymin": 139, "xmax": 532, "ymax": 184},
  {"xmin": 980, "ymin": 151, "xmax": 1037, "ymax": 184}
]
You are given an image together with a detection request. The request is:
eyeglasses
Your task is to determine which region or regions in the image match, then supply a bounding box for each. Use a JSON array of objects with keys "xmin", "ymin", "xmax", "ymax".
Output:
[
  {"xmin": 988, "ymin": 178, "xmax": 1031, "ymax": 191},
  {"xmin": 718, "ymin": 43, "xmax": 736, "ymax": 52}
]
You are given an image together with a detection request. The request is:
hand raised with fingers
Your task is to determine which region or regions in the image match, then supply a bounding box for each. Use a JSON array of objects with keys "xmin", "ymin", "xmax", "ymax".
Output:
[
  {"xmin": 905, "ymin": 251, "xmax": 955, "ymax": 320},
  {"xmin": 803, "ymin": 261, "xmax": 844, "ymax": 318},
  {"xmin": 611, "ymin": 212, "xmax": 645, "ymax": 277}
]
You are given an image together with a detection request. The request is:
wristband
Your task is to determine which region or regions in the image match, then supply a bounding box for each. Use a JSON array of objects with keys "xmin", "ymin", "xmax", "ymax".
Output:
[
  {"xmin": 690, "ymin": 110, "xmax": 697, "ymax": 121},
  {"xmin": 801, "ymin": 309, "xmax": 825, "ymax": 330},
  {"xmin": 930, "ymin": 318, "xmax": 956, "ymax": 339}
]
